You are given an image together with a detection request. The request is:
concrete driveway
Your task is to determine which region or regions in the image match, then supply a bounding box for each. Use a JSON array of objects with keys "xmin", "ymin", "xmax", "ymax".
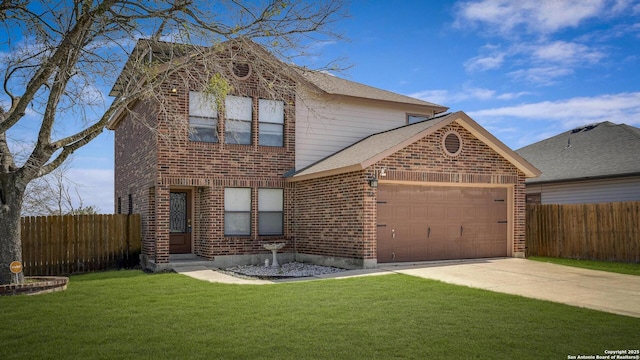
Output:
[
  {"xmin": 175, "ymin": 258, "xmax": 640, "ymax": 318},
  {"xmin": 381, "ymin": 258, "xmax": 640, "ymax": 318}
]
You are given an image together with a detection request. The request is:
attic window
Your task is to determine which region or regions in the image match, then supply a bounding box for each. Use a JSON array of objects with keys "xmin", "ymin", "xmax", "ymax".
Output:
[
  {"xmin": 232, "ymin": 62, "xmax": 251, "ymax": 79},
  {"xmin": 408, "ymin": 114, "xmax": 431, "ymax": 124},
  {"xmin": 442, "ymin": 131, "xmax": 462, "ymax": 157}
]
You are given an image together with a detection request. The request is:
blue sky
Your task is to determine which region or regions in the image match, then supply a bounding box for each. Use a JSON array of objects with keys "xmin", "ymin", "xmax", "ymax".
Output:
[{"xmin": 9, "ymin": 0, "xmax": 640, "ymax": 213}]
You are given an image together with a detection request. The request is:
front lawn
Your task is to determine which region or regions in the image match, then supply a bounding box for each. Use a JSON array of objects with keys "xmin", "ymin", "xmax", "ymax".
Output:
[
  {"xmin": 529, "ymin": 256, "xmax": 640, "ymax": 276},
  {"xmin": 0, "ymin": 270, "xmax": 637, "ymax": 359}
]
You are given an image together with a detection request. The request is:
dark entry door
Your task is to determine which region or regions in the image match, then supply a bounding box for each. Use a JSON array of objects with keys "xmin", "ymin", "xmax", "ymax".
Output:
[{"xmin": 169, "ymin": 190, "xmax": 192, "ymax": 254}]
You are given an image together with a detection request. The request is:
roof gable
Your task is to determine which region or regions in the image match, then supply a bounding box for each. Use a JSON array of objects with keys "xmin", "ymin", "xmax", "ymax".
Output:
[
  {"xmin": 289, "ymin": 111, "xmax": 540, "ymax": 181},
  {"xmin": 516, "ymin": 122, "xmax": 640, "ymax": 184}
]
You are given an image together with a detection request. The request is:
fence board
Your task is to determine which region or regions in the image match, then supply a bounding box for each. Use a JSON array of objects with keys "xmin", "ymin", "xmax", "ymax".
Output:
[
  {"xmin": 527, "ymin": 202, "xmax": 640, "ymax": 263},
  {"xmin": 20, "ymin": 214, "xmax": 141, "ymax": 276}
]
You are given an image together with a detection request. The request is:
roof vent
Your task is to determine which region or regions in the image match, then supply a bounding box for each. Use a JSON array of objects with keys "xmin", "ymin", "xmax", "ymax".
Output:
[
  {"xmin": 442, "ymin": 131, "xmax": 462, "ymax": 157},
  {"xmin": 571, "ymin": 123, "xmax": 600, "ymax": 134},
  {"xmin": 232, "ymin": 62, "xmax": 251, "ymax": 79}
]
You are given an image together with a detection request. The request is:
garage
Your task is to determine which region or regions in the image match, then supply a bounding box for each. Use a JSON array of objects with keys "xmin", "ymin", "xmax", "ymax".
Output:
[{"xmin": 377, "ymin": 184, "xmax": 508, "ymax": 262}]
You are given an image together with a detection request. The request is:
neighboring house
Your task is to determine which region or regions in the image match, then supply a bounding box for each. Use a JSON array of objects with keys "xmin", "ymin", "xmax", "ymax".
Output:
[
  {"xmin": 516, "ymin": 122, "xmax": 640, "ymax": 205},
  {"xmin": 108, "ymin": 40, "xmax": 540, "ymax": 271}
]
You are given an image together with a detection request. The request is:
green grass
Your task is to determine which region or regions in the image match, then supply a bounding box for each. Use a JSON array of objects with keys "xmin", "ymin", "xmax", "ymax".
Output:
[
  {"xmin": 529, "ymin": 256, "xmax": 640, "ymax": 276},
  {"xmin": 1, "ymin": 270, "xmax": 637, "ymax": 359}
]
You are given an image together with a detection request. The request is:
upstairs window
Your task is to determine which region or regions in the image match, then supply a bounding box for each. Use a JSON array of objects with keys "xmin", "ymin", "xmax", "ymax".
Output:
[
  {"xmin": 258, "ymin": 99, "xmax": 284, "ymax": 147},
  {"xmin": 189, "ymin": 91, "xmax": 218, "ymax": 143},
  {"xmin": 258, "ymin": 188, "xmax": 284, "ymax": 235},
  {"xmin": 225, "ymin": 95, "xmax": 252, "ymax": 144}
]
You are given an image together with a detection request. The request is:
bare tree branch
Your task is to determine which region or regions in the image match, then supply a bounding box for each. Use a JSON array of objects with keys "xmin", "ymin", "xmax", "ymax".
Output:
[{"xmin": 0, "ymin": 0, "xmax": 346, "ymax": 285}]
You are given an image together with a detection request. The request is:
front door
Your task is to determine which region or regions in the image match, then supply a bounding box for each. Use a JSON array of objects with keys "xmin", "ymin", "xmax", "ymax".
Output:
[{"xmin": 169, "ymin": 190, "xmax": 192, "ymax": 254}]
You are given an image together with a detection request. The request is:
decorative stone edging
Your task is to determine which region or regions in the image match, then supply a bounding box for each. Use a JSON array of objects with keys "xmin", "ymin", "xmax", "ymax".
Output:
[{"xmin": 0, "ymin": 276, "xmax": 69, "ymax": 296}]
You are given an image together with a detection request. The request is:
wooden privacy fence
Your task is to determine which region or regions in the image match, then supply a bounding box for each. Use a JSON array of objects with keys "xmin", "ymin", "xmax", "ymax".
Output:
[
  {"xmin": 526, "ymin": 202, "xmax": 640, "ymax": 263},
  {"xmin": 21, "ymin": 214, "xmax": 141, "ymax": 276}
]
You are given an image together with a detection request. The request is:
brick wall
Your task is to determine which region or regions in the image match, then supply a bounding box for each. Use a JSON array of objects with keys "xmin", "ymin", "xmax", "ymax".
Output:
[
  {"xmin": 293, "ymin": 171, "xmax": 372, "ymax": 261},
  {"xmin": 114, "ymin": 54, "xmax": 297, "ymax": 265},
  {"xmin": 114, "ymin": 100, "xmax": 158, "ymax": 261},
  {"xmin": 372, "ymin": 122, "xmax": 527, "ymax": 255},
  {"xmin": 293, "ymin": 121, "xmax": 528, "ymax": 265}
]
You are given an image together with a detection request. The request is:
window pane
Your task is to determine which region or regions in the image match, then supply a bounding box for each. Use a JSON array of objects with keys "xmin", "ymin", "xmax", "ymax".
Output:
[
  {"xmin": 408, "ymin": 115, "xmax": 430, "ymax": 124},
  {"xmin": 226, "ymin": 95, "xmax": 252, "ymax": 121},
  {"xmin": 170, "ymin": 192, "xmax": 187, "ymax": 233},
  {"xmin": 258, "ymin": 212, "xmax": 283, "ymax": 235},
  {"xmin": 189, "ymin": 116, "xmax": 218, "ymax": 143},
  {"xmin": 258, "ymin": 189, "xmax": 283, "ymax": 211},
  {"xmin": 225, "ymin": 120, "xmax": 251, "ymax": 144},
  {"xmin": 225, "ymin": 212, "xmax": 251, "ymax": 235},
  {"xmin": 259, "ymin": 99, "xmax": 284, "ymax": 124},
  {"xmin": 190, "ymin": 91, "xmax": 217, "ymax": 118},
  {"xmin": 189, "ymin": 126, "xmax": 218, "ymax": 142},
  {"xmin": 190, "ymin": 116, "xmax": 213, "ymax": 126},
  {"xmin": 225, "ymin": 188, "xmax": 251, "ymax": 211},
  {"xmin": 258, "ymin": 123, "xmax": 283, "ymax": 146}
]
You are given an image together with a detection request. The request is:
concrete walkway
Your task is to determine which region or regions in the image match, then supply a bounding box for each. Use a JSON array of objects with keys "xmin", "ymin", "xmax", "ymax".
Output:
[
  {"xmin": 382, "ymin": 258, "xmax": 640, "ymax": 318},
  {"xmin": 173, "ymin": 265, "xmax": 273, "ymax": 285},
  {"xmin": 174, "ymin": 258, "xmax": 640, "ymax": 318}
]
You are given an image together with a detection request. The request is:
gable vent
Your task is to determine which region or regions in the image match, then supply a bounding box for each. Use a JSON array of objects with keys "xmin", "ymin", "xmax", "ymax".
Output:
[
  {"xmin": 443, "ymin": 131, "xmax": 462, "ymax": 156},
  {"xmin": 232, "ymin": 62, "xmax": 251, "ymax": 79}
]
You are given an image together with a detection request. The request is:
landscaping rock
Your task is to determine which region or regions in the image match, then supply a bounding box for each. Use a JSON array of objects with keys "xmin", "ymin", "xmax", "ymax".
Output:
[{"xmin": 226, "ymin": 262, "xmax": 345, "ymax": 279}]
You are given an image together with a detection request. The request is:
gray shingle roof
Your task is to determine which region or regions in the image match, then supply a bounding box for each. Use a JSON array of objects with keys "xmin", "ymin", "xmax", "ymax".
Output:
[
  {"xmin": 109, "ymin": 38, "xmax": 448, "ymax": 113},
  {"xmin": 515, "ymin": 122, "xmax": 640, "ymax": 184},
  {"xmin": 291, "ymin": 111, "xmax": 540, "ymax": 181},
  {"xmin": 295, "ymin": 68, "xmax": 448, "ymax": 110},
  {"xmin": 291, "ymin": 113, "xmax": 455, "ymax": 179}
]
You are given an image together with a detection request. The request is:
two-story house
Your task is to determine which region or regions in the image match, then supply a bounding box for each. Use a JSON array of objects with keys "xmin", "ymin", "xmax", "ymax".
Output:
[{"xmin": 108, "ymin": 39, "xmax": 539, "ymax": 271}]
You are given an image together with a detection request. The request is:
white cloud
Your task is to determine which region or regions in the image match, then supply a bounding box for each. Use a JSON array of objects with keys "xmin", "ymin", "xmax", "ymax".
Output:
[
  {"xmin": 577, "ymin": 22, "xmax": 640, "ymax": 42},
  {"xmin": 464, "ymin": 52, "xmax": 505, "ymax": 72},
  {"xmin": 496, "ymin": 91, "xmax": 533, "ymax": 100},
  {"xmin": 467, "ymin": 92, "xmax": 640, "ymax": 129},
  {"xmin": 463, "ymin": 39, "xmax": 605, "ymax": 82},
  {"xmin": 527, "ymin": 41, "xmax": 605, "ymax": 64},
  {"xmin": 409, "ymin": 90, "xmax": 451, "ymax": 105},
  {"xmin": 456, "ymin": 0, "xmax": 608, "ymax": 36},
  {"xmin": 507, "ymin": 66, "xmax": 574, "ymax": 85},
  {"xmin": 409, "ymin": 86, "xmax": 536, "ymax": 104}
]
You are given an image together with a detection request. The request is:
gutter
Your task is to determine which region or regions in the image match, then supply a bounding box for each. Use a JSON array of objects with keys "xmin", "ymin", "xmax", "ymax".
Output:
[{"xmin": 525, "ymin": 172, "xmax": 640, "ymax": 185}]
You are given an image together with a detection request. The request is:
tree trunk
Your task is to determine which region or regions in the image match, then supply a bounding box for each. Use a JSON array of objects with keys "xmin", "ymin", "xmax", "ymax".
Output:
[{"xmin": 0, "ymin": 174, "xmax": 26, "ymax": 285}]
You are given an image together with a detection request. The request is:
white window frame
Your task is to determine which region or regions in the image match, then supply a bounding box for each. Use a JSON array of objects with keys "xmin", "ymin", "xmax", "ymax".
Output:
[
  {"xmin": 258, "ymin": 99, "xmax": 284, "ymax": 147},
  {"xmin": 189, "ymin": 91, "xmax": 218, "ymax": 143},
  {"xmin": 225, "ymin": 95, "xmax": 252, "ymax": 145},
  {"xmin": 258, "ymin": 188, "xmax": 284, "ymax": 235},
  {"xmin": 407, "ymin": 114, "xmax": 431, "ymax": 124},
  {"xmin": 224, "ymin": 188, "xmax": 252, "ymax": 236}
]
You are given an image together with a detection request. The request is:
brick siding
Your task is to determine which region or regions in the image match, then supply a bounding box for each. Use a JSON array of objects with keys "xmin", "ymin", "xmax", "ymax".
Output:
[
  {"xmin": 293, "ymin": 122, "xmax": 528, "ymax": 262},
  {"xmin": 114, "ymin": 51, "xmax": 527, "ymax": 268},
  {"xmin": 114, "ymin": 56, "xmax": 296, "ymax": 265},
  {"xmin": 114, "ymin": 100, "xmax": 158, "ymax": 260},
  {"xmin": 293, "ymin": 171, "xmax": 373, "ymax": 261},
  {"xmin": 374, "ymin": 123, "xmax": 527, "ymax": 255}
]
